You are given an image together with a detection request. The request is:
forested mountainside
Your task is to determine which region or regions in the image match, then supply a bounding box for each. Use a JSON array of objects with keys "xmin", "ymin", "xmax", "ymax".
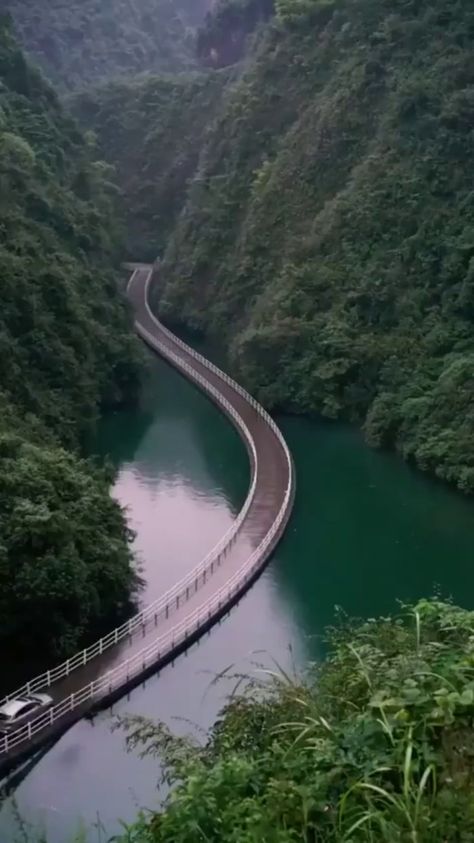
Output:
[
  {"xmin": 71, "ymin": 71, "xmax": 228, "ymax": 258},
  {"xmin": 5, "ymin": 0, "xmax": 212, "ymax": 90},
  {"xmin": 0, "ymin": 16, "xmax": 141, "ymax": 658},
  {"xmin": 159, "ymin": 0, "xmax": 474, "ymax": 493},
  {"xmin": 197, "ymin": 0, "xmax": 274, "ymax": 67}
]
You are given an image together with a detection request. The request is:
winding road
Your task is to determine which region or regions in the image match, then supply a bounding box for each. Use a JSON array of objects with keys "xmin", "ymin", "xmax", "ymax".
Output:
[{"xmin": 0, "ymin": 265, "xmax": 295, "ymax": 777}]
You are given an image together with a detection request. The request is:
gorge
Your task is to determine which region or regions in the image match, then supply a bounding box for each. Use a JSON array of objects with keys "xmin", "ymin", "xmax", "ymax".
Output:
[{"xmin": 1, "ymin": 0, "xmax": 474, "ymax": 839}]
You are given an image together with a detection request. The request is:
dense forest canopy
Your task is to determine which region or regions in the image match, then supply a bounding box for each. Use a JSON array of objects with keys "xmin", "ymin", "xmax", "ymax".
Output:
[
  {"xmin": 5, "ymin": 0, "xmax": 213, "ymax": 90},
  {"xmin": 0, "ymin": 438, "xmax": 136, "ymax": 657},
  {"xmin": 71, "ymin": 70, "xmax": 228, "ymax": 259},
  {"xmin": 0, "ymin": 15, "xmax": 141, "ymax": 658},
  {"xmin": 157, "ymin": 0, "xmax": 474, "ymax": 493}
]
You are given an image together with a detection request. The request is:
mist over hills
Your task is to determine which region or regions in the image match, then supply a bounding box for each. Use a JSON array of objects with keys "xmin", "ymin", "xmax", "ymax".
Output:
[{"xmin": 5, "ymin": 0, "xmax": 214, "ymax": 89}]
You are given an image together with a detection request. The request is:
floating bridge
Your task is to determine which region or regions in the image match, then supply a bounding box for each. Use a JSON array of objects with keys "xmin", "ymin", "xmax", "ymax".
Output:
[{"xmin": 0, "ymin": 265, "xmax": 295, "ymax": 776}]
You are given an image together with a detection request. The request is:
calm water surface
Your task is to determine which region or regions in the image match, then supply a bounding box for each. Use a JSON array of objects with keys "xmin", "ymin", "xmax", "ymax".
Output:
[{"xmin": 1, "ymin": 350, "xmax": 474, "ymax": 840}]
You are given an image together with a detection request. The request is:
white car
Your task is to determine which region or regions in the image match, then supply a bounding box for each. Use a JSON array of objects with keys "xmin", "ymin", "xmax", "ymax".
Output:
[{"xmin": 0, "ymin": 693, "xmax": 53, "ymax": 733}]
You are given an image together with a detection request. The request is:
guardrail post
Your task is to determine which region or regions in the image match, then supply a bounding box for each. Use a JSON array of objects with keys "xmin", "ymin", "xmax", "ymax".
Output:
[
  {"xmin": 176, "ymin": 595, "xmax": 180, "ymax": 609},
  {"xmin": 166, "ymin": 604, "xmax": 169, "ymax": 619},
  {"xmin": 47, "ymin": 671, "xmax": 51, "ymax": 687},
  {"xmin": 186, "ymin": 586, "xmax": 189, "ymax": 600}
]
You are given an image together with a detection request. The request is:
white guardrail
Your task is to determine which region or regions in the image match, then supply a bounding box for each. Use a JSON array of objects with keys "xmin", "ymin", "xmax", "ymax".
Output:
[
  {"xmin": 0, "ymin": 267, "xmax": 293, "ymax": 757},
  {"xmin": 1, "ymin": 271, "xmax": 258, "ymax": 707}
]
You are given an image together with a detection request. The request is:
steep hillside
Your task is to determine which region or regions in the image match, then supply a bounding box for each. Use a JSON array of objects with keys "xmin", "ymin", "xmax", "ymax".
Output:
[
  {"xmin": 160, "ymin": 0, "xmax": 474, "ymax": 493},
  {"xmin": 0, "ymin": 16, "xmax": 141, "ymax": 659},
  {"xmin": 197, "ymin": 0, "xmax": 274, "ymax": 67},
  {"xmin": 0, "ymin": 19, "xmax": 141, "ymax": 445},
  {"xmin": 71, "ymin": 70, "xmax": 228, "ymax": 259},
  {"xmin": 5, "ymin": 0, "xmax": 212, "ymax": 90}
]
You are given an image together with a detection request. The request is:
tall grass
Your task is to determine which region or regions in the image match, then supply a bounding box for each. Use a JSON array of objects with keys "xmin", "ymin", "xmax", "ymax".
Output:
[{"xmin": 113, "ymin": 599, "xmax": 474, "ymax": 841}]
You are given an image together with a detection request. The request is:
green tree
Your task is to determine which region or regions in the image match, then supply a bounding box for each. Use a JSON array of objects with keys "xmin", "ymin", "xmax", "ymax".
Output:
[
  {"xmin": 0, "ymin": 17, "xmax": 142, "ymax": 658},
  {"xmin": 0, "ymin": 436, "xmax": 136, "ymax": 656}
]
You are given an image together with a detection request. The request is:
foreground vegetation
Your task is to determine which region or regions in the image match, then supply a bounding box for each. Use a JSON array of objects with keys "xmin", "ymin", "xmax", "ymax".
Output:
[
  {"xmin": 0, "ymin": 15, "xmax": 141, "ymax": 660},
  {"xmin": 117, "ymin": 599, "xmax": 474, "ymax": 841},
  {"xmin": 158, "ymin": 0, "xmax": 474, "ymax": 493}
]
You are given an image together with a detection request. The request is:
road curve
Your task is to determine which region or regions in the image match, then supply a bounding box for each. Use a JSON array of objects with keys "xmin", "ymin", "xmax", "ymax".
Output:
[{"xmin": 0, "ymin": 266, "xmax": 295, "ymax": 776}]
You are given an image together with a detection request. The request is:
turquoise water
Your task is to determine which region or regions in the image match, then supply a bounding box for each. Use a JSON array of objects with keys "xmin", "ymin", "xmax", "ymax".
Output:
[{"xmin": 1, "ymin": 350, "xmax": 474, "ymax": 841}]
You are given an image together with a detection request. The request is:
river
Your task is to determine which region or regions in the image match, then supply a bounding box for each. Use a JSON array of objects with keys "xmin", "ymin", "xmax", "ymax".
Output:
[{"xmin": 1, "ymin": 348, "xmax": 474, "ymax": 841}]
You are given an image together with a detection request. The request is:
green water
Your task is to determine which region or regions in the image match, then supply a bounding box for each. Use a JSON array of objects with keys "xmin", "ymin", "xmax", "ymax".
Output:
[
  {"xmin": 1, "ymin": 350, "xmax": 474, "ymax": 840},
  {"xmin": 277, "ymin": 415, "xmax": 474, "ymax": 651}
]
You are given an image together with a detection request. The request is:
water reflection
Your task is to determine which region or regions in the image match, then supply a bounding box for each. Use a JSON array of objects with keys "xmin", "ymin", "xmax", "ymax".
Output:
[{"xmin": 102, "ymin": 353, "xmax": 249, "ymax": 599}]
